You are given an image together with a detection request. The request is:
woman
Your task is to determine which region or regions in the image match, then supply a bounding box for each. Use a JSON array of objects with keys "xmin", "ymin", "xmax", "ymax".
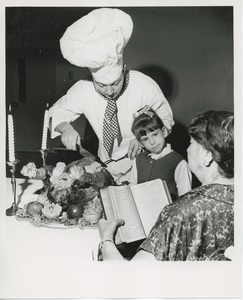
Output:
[{"xmin": 98, "ymin": 110, "xmax": 234, "ymax": 261}]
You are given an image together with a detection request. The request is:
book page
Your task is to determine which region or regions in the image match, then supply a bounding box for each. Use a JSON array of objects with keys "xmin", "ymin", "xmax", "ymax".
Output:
[
  {"xmin": 131, "ymin": 179, "xmax": 171, "ymax": 236},
  {"xmin": 99, "ymin": 187, "xmax": 125, "ymax": 244},
  {"xmin": 109, "ymin": 185, "xmax": 146, "ymax": 243},
  {"xmin": 100, "ymin": 187, "xmax": 118, "ymax": 220}
]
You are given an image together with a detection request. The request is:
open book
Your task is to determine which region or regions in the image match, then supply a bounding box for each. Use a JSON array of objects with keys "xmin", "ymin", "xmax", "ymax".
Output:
[{"xmin": 100, "ymin": 179, "xmax": 172, "ymax": 244}]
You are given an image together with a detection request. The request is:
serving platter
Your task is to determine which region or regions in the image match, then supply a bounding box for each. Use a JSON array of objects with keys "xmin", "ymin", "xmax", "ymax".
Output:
[{"xmin": 15, "ymin": 194, "xmax": 102, "ymax": 229}]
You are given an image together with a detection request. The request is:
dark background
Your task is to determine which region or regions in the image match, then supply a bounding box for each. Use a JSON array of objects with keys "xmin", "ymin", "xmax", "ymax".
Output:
[{"xmin": 5, "ymin": 6, "xmax": 233, "ymax": 179}]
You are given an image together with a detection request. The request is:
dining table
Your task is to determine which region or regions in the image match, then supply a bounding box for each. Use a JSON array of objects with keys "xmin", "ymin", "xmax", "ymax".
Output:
[
  {"xmin": 0, "ymin": 177, "xmax": 241, "ymax": 299},
  {"xmin": 0, "ymin": 177, "xmax": 108, "ymax": 298}
]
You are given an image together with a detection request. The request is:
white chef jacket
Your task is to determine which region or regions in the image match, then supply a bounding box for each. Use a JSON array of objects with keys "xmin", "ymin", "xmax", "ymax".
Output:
[{"xmin": 49, "ymin": 70, "xmax": 174, "ymax": 183}]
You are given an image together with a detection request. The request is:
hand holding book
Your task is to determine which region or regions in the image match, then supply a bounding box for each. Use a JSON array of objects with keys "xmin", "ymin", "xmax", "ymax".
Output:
[
  {"xmin": 98, "ymin": 218, "xmax": 125, "ymax": 246},
  {"xmin": 98, "ymin": 218, "xmax": 126, "ymax": 260},
  {"xmin": 100, "ymin": 179, "xmax": 172, "ymax": 244}
]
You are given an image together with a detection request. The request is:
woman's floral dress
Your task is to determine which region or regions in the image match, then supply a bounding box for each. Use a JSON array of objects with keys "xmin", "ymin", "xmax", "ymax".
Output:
[{"xmin": 139, "ymin": 184, "xmax": 234, "ymax": 261}]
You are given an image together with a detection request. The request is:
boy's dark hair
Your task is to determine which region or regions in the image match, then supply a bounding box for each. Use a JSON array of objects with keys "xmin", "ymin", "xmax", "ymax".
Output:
[{"xmin": 131, "ymin": 108, "xmax": 164, "ymax": 141}]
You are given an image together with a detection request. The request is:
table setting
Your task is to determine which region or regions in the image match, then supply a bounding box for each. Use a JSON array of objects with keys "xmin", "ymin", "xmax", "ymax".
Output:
[
  {"xmin": 5, "ymin": 103, "xmax": 114, "ymax": 225},
  {"xmin": 0, "ymin": 175, "xmax": 106, "ymax": 298},
  {"xmin": 1, "ymin": 103, "xmax": 240, "ymax": 299},
  {"xmin": 0, "ymin": 103, "xmax": 118, "ymax": 298}
]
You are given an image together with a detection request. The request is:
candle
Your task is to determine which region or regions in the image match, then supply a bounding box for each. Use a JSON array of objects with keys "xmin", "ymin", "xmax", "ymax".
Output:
[
  {"xmin": 41, "ymin": 103, "xmax": 49, "ymax": 150},
  {"xmin": 8, "ymin": 105, "xmax": 15, "ymax": 162}
]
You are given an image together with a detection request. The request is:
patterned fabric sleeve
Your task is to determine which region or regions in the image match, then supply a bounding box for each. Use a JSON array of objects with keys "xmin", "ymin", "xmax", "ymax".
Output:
[
  {"xmin": 139, "ymin": 202, "xmax": 192, "ymax": 260},
  {"xmin": 139, "ymin": 184, "xmax": 234, "ymax": 261}
]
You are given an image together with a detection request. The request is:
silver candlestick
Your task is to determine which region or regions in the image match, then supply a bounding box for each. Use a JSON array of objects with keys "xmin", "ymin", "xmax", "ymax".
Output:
[
  {"xmin": 6, "ymin": 159, "xmax": 20, "ymax": 216},
  {"xmin": 39, "ymin": 149, "xmax": 48, "ymax": 166}
]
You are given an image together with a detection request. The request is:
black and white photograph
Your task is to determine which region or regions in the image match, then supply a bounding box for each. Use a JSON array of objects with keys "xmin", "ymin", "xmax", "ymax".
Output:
[{"xmin": 0, "ymin": 0, "xmax": 242, "ymax": 299}]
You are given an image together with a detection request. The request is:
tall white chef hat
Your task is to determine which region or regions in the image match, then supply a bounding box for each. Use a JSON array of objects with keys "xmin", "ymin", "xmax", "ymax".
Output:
[{"xmin": 60, "ymin": 8, "xmax": 133, "ymax": 84}]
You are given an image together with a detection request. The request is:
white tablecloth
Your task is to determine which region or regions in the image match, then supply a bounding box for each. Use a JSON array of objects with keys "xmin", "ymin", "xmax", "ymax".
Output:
[
  {"xmin": 0, "ymin": 179, "xmax": 241, "ymax": 299},
  {"xmin": 0, "ymin": 178, "xmax": 102, "ymax": 298}
]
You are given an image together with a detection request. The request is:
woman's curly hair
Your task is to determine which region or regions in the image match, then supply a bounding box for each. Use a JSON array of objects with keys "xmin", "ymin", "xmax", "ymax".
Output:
[{"xmin": 188, "ymin": 110, "xmax": 234, "ymax": 178}]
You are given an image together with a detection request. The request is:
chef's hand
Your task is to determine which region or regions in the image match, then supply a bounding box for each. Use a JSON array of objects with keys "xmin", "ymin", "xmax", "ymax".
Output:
[
  {"xmin": 127, "ymin": 138, "xmax": 142, "ymax": 160},
  {"xmin": 98, "ymin": 218, "xmax": 125, "ymax": 242},
  {"xmin": 56, "ymin": 122, "xmax": 81, "ymax": 151}
]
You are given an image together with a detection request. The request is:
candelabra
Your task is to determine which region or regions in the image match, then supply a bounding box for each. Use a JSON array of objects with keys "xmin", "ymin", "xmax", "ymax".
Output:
[
  {"xmin": 39, "ymin": 149, "xmax": 48, "ymax": 166},
  {"xmin": 6, "ymin": 159, "xmax": 20, "ymax": 216}
]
